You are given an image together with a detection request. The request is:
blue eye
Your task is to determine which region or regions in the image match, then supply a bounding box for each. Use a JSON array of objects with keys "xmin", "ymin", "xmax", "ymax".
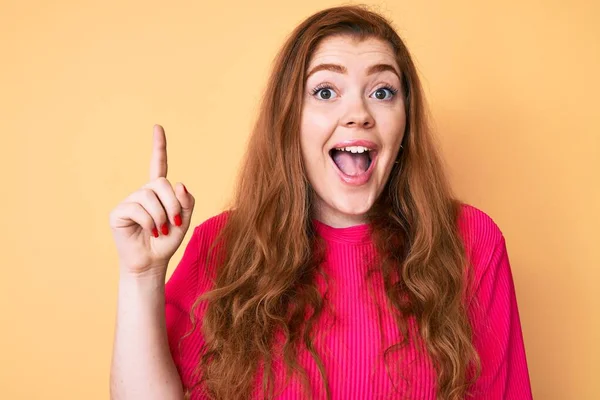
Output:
[
  {"xmin": 311, "ymin": 85, "xmax": 338, "ymax": 100},
  {"xmin": 371, "ymin": 86, "xmax": 398, "ymax": 100}
]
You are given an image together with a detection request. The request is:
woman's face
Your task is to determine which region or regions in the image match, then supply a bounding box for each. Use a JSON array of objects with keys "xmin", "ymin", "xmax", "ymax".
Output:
[{"xmin": 300, "ymin": 35, "xmax": 406, "ymax": 228}]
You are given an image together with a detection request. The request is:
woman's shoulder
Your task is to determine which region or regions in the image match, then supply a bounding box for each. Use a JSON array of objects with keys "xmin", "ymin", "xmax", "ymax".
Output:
[
  {"xmin": 188, "ymin": 210, "xmax": 230, "ymax": 274},
  {"xmin": 457, "ymin": 203, "xmax": 504, "ymax": 247},
  {"xmin": 190, "ymin": 210, "xmax": 230, "ymax": 243},
  {"xmin": 165, "ymin": 211, "xmax": 230, "ymax": 304},
  {"xmin": 456, "ymin": 203, "xmax": 508, "ymax": 281}
]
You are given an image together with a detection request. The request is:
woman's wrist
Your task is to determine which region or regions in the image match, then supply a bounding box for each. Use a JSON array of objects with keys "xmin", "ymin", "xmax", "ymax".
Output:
[{"xmin": 118, "ymin": 267, "xmax": 168, "ymax": 292}]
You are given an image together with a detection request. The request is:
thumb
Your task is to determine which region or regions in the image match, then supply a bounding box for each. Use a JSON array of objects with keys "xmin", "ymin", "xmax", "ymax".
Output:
[{"xmin": 176, "ymin": 183, "xmax": 195, "ymax": 222}]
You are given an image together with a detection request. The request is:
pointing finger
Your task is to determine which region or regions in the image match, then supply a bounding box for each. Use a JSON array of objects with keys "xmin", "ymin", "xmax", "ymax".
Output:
[{"xmin": 150, "ymin": 124, "xmax": 168, "ymax": 180}]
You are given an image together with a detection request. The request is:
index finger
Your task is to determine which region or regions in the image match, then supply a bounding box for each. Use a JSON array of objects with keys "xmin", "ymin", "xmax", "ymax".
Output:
[{"xmin": 150, "ymin": 124, "xmax": 168, "ymax": 180}]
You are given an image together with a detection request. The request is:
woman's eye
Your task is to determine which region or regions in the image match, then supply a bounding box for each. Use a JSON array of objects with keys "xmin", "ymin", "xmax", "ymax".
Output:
[
  {"xmin": 371, "ymin": 87, "xmax": 396, "ymax": 100},
  {"xmin": 314, "ymin": 88, "xmax": 337, "ymax": 100}
]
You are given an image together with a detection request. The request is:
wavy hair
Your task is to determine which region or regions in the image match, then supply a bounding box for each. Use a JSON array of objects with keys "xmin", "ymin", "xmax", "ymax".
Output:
[{"xmin": 186, "ymin": 5, "xmax": 480, "ymax": 400}]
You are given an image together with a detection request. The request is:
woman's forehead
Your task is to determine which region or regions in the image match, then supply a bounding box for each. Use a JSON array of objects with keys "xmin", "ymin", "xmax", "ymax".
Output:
[{"xmin": 307, "ymin": 35, "xmax": 398, "ymax": 72}]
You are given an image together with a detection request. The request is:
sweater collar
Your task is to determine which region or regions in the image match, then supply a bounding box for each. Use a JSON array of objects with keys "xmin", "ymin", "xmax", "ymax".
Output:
[{"xmin": 312, "ymin": 219, "xmax": 372, "ymax": 245}]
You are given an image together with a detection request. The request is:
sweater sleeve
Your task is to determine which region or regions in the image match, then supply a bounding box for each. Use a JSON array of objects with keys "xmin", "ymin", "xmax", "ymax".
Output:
[
  {"xmin": 164, "ymin": 225, "xmax": 203, "ymax": 390},
  {"xmin": 164, "ymin": 212, "xmax": 228, "ymax": 397},
  {"xmin": 468, "ymin": 235, "xmax": 533, "ymax": 399}
]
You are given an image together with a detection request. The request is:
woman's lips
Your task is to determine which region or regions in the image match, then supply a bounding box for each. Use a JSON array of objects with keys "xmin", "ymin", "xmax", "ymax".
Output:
[{"xmin": 331, "ymin": 139, "xmax": 378, "ymax": 151}]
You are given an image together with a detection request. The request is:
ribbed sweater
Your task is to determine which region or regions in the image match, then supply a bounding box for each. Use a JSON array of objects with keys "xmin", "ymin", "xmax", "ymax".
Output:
[{"xmin": 165, "ymin": 204, "xmax": 532, "ymax": 399}]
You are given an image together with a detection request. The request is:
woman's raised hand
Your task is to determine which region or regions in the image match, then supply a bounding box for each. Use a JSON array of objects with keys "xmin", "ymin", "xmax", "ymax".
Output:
[{"xmin": 109, "ymin": 125, "xmax": 195, "ymax": 277}]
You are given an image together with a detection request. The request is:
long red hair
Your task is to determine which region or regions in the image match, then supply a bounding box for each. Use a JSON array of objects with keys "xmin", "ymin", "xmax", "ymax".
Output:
[{"xmin": 186, "ymin": 5, "xmax": 480, "ymax": 399}]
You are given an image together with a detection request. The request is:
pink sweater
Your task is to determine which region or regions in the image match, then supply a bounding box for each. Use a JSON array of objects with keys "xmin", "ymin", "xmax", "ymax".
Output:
[{"xmin": 165, "ymin": 204, "xmax": 532, "ymax": 399}]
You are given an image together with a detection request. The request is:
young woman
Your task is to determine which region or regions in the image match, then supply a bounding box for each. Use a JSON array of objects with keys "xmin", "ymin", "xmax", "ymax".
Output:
[{"xmin": 109, "ymin": 5, "xmax": 532, "ymax": 400}]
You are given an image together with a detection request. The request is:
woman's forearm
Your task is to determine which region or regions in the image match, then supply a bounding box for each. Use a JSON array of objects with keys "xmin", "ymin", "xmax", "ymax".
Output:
[{"xmin": 110, "ymin": 270, "xmax": 184, "ymax": 400}]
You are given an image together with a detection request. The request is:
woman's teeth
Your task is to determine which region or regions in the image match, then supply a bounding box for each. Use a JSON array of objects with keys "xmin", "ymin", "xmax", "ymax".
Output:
[{"xmin": 335, "ymin": 146, "xmax": 370, "ymax": 153}]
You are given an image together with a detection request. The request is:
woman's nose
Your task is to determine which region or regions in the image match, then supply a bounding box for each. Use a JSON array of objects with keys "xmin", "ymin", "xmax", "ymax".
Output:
[{"xmin": 341, "ymin": 98, "xmax": 375, "ymax": 129}]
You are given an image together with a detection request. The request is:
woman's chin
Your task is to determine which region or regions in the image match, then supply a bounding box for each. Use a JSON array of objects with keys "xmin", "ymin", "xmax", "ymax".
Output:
[{"xmin": 329, "ymin": 198, "xmax": 374, "ymax": 220}]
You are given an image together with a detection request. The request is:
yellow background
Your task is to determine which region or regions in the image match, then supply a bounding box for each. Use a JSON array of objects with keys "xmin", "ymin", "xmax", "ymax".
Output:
[{"xmin": 1, "ymin": 0, "xmax": 598, "ymax": 398}]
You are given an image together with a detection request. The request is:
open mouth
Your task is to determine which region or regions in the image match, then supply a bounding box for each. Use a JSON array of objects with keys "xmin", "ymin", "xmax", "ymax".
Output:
[{"xmin": 329, "ymin": 145, "xmax": 374, "ymax": 177}]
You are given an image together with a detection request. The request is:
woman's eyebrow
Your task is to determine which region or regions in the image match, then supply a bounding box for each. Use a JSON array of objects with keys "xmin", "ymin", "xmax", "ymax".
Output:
[
  {"xmin": 306, "ymin": 63, "xmax": 347, "ymax": 78},
  {"xmin": 367, "ymin": 63, "xmax": 400, "ymax": 80},
  {"xmin": 306, "ymin": 63, "xmax": 400, "ymax": 80}
]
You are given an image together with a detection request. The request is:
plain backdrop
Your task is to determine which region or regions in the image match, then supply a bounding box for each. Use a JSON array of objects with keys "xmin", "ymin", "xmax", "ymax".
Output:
[{"xmin": 1, "ymin": 0, "xmax": 598, "ymax": 398}]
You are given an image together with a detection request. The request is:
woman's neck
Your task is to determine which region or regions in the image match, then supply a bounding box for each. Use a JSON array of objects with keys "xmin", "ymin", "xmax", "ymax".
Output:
[{"xmin": 312, "ymin": 200, "xmax": 368, "ymax": 228}]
